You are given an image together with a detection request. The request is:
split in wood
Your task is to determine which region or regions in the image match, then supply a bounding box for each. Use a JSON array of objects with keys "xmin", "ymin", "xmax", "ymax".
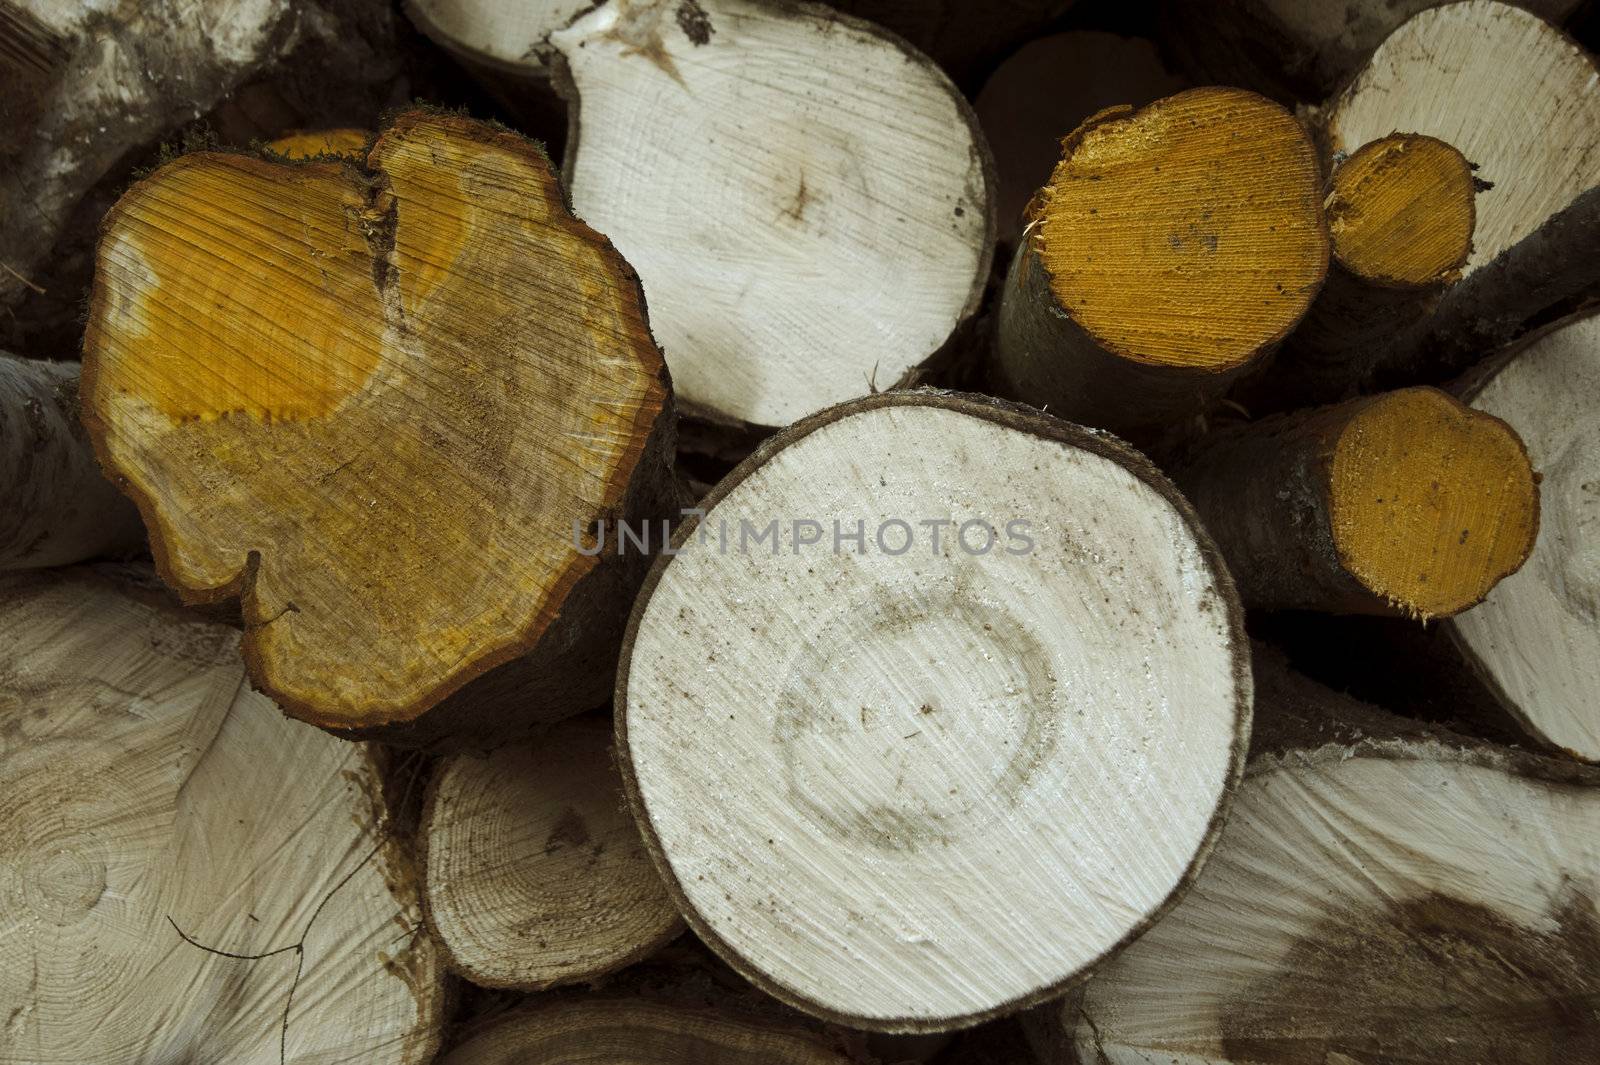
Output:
[
  {"xmin": 81, "ymin": 108, "xmax": 677, "ymax": 748},
  {"xmin": 992, "ymin": 87, "xmax": 1328, "ymax": 437},
  {"xmin": 1174, "ymin": 386, "xmax": 1539, "ymax": 619},
  {"xmin": 618, "ymin": 389, "xmax": 1250, "ymax": 1031}
]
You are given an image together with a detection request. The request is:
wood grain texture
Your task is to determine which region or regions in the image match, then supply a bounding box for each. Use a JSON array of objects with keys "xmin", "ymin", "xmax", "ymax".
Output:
[
  {"xmin": 993, "ymin": 87, "xmax": 1327, "ymax": 435},
  {"xmin": 81, "ymin": 109, "xmax": 675, "ymax": 746},
  {"xmin": 0, "ymin": 354, "xmax": 143, "ymax": 568},
  {"xmin": 1451, "ymin": 312, "xmax": 1600, "ymax": 763},
  {"xmin": 618, "ymin": 390, "xmax": 1251, "ymax": 1031},
  {"xmin": 0, "ymin": 566, "xmax": 446, "ymax": 1064},
  {"xmin": 1176, "ymin": 387, "xmax": 1538, "ymax": 618},
  {"xmin": 421, "ymin": 714, "xmax": 683, "ymax": 989},
  {"xmin": 1241, "ymin": 134, "xmax": 1477, "ymax": 410},
  {"xmin": 1054, "ymin": 654, "xmax": 1600, "ymax": 1064},
  {"xmin": 551, "ymin": 0, "xmax": 995, "ymax": 430},
  {"xmin": 1322, "ymin": 1, "xmax": 1600, "ymax": 278}
]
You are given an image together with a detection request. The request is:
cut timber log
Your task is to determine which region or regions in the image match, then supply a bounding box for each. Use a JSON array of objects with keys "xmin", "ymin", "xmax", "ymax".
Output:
[
  {"xmin": 1450, "ymin": 312, "xmax": 1600, "ymax": 762},
  {"xmin": 992, "ymin": 88, "xmax": 1328, "ymax": 437},
  {"xmin": 1173, "ymin": 386, "xmax": 1539, "ymax": 618},
  {"xmin": 618, "ymin": 390, "xmax": 1250, "ymax": 1031},
  {"xmin": 0, "ymin": 0, "xmax": 400, "ymax": 346},
  {"xmin": 1239, "ymin": 134, "xmax": 1477, "ymax": 410},
  {"xmin": 81, "ymin": 108, "xmax": 676, "ymax": 749},
  {"xmin": 550, "ymin": 0, "xmax": 995, "ymax": 431},
  {"xmin": 974, "ymin": 32, "xmax": 1186, "ymax": 246},
  {"xmin": 0, "ymin": 566, "xmax": 446, "ymax": 1064},
  {"xmin": 265, "ymin": 128, "xmax": 371, "ymax": 160},
  {"xmin": 1316, "ymin": 0, "xmax": 1600, "ymax": 386},
  {"xmin": 0, "ymin": 354, "xmax": 143, "ymax": 568},
  {"xmin": 441, "ymin": 996, "xmax": 856, "ymax": 1064},
  {"xmin": 420, "ymin": 714, "xmax": 683, "ymax": 989},
  {"xmin": 1159, "ymin": 0, "xmax": 1583, "ymax": 101},
  {"xmin": 1038, "ymin": 652, "xmax": 1600, "ymax": 1064}
]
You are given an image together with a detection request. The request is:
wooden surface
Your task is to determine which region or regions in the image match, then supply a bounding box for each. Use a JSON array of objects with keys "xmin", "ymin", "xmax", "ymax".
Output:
[
  {"xmin": 0, "ymin": 567, "xmax": 445, "ymax": 1064},
  {"xmin": 422, "ymin": 714, "xmax": 683, "ymax": 989},
  {"xmin": 1453, "ymin": 313, "xmax": 1600, "ymax": 762},
  {"xmin": 619, "ymin": 391, "xmax": 1250, "ymax": 1031},
  {"xmin": 551, "ymin": 0, "xmax": 994, "ymax": 430},
  {"xmin": 81, "ymin": 109, "xmax": 673, "ymax": 740}
]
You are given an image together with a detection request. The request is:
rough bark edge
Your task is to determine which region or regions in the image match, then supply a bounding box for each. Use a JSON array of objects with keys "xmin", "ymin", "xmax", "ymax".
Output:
[
  {"xmin": 415, "ymin": 737, "xmax": 687, "ymax": 991},
  {"xmin": 613, "ymin": 387, "xmax": 1255, "ymax": 1034},
  {"xmin": 79, "ymin": 109, "xmax": 675, "ymax": 739},
  {"xmin": 548, "ymin": 0, "xmax": 1001, "ymax": 434}
]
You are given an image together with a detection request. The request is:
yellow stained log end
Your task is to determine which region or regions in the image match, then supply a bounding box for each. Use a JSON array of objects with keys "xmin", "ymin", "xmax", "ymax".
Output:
[
  {"xmin": 91, "ymin": 155, "xmax": 384, "ymax": 422},
  {"xmin": 266, "ymin": 128, "xmax": 371, "ymax": 160},
  {"xmin": 1329, "ymin": 134, "xmax": 1475, "ymax": 286},
  {"xmin": 1330, "ymin": 387, "xmax": 1538, "ymax": 619},
  {"xmin": 1034, "ymin": 87, "xmax": 1328, "ymax": 371}
]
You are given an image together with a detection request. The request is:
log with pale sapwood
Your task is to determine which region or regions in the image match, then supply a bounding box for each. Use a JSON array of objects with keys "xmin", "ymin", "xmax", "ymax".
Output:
[
  {"xmin": 991, "ymin": 87, "xmax": 1328, "ymax": 437},
  {"xmin": 0, "ymin": 0, "xmax": 399, "ymax": 347},
  {"xmin": 974, "ymin": 32, "xmax": 1185, "ymax": 246},
  {"xmin": 1238, "ymin": 133, "xmax": 1478, "ymax": 410},
  {"xmin": 1031, "ymin": 650, "xmax": 1600, "ymax": 1064},
  {"xmin": 0, "ymin": 566, "xmax": 446, "ymax": 1064},
  {"xmin": 1173, "ymin": 386, "xmax": 1539, "ymax": 619},
  {"xmin": 1159, "ymin": 0, "xmax": 1583, "ymax": 100},
  {"xmin": 0, "ymin": 354, "xmax": 143, "ymax": 568},
  {"xmin": 420, "ymin": 713, "xmax": 683, "ymax": 989},
  {"xmin": 1446, "ymin": 311, "xmax": 1600, "ymax": 763},
  {"xmin": 549, "ymin": 0, "xmax": 995, "ymax": 431},
  {"xmin": 617, "ymin": 389, "xmax": 1251, "ymax": 1031},
  {"xmin": 440, "ymin": 995, "xmax": 857, "ymax": 1064},
  {"xmin": 80, "ymin": 108, "xmax": 677, "ymax": 749},
  {"xmin": 1313, "ymin": 0, "xmax": 1600, "ymax": 388}
]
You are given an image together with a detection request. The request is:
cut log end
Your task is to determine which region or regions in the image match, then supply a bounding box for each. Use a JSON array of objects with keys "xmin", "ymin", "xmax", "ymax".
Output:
[
  {"xmin": 81, "ymin": 108, "xmax": 672, "ymax": 740},
  {"xmin": 1329, "ymin": 133, "xmax": 1475, "ymax": 287},
  {"xmin": 620, "ymin": 390, "xmax": 1249, "ymax": 1031},
  {"xmin": 1033, "ymin": 87, "xmax": 1326, "ymax": 371},
  {"xmin": 1329, "ymin": 387, "xmax": 1537, "ymax": 618},
  {"xmin": 421, "ymin": 715, "xmax": 682, "ymax": 990}
]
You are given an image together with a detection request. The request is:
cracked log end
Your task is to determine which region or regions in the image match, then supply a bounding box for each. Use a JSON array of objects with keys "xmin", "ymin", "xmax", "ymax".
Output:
[
  {"xmin": 421, "ymin": 714, "xmax": 683, "ymax": 990},
  {"xmin": 1329, "ymin": 387, "xmax": 1537, "ymax": 618},
  {"xmin": 1329, "ymin": 134, "xmax": 1475, "ymax": 288},
  {"xmin": 81, "ymin": 108, "xmax": 673, "ymax": 741},
  {"xmin": 1032, "ymin": 87, "xmax": 1326, "ymax": 372},
  {"xmin": 619, "ymin": 390, "xmax": 1250, "ymax": 1031}
]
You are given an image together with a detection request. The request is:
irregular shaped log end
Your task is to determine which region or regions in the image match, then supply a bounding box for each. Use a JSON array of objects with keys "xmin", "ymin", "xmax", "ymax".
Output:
[
  {"xmin": 1034, "ymin": 87, "xmax": 1328, "ymax": 372},
  {"xmin": 82, "ymin": 109, "xmax": 673, "ymax": 740},
  {"xmin": 265, "ymin": 128, "xmax": 372, "ymax": 160},
  {"xmin": 1330, "ymin": 133, "xmax": 1475, "ymax": 287},
  {"xmin": 1330, "ymin": 387, "xmax": 1538, "ymax": 618}
]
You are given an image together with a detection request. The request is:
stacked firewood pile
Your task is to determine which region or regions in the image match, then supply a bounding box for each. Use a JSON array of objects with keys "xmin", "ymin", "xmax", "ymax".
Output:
[{"xmin": 2, "ymin": 0, "xmax": 1597, "ymax": 1061}]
